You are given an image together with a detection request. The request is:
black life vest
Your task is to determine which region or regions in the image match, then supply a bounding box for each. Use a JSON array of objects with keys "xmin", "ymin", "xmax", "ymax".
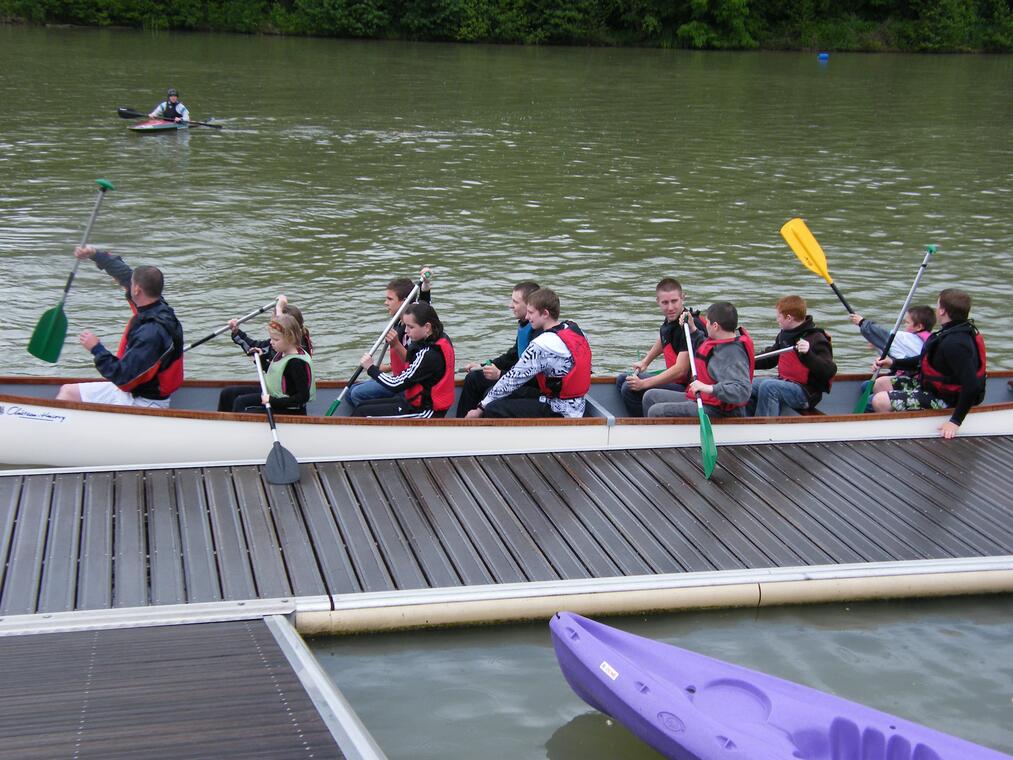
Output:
[
  {"xmin": 161, "ymin": 101, "xmax": 184, "ymax": 120},
  {"xmin": 919, "ymin": 322, "xmax": 987, "ymax": 404},
  {"xmin": 660, "ymin": 312, "xmax": 704, "ymax": 368}
]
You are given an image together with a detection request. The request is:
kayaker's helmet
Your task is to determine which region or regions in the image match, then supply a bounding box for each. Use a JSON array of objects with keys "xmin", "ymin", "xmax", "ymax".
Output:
[{"xmin": 167, "ymin": 88, "xmax": 179, "ymax": 99}]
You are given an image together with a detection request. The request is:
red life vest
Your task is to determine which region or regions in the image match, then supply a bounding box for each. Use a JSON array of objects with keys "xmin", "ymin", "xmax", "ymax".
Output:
[
  {"xmin": 686, "ymin": 328, "xmax": 755, "ymax": 411},
  {"xmin": 919, "ymin": 324, "xmax": 987, "ymax": 402},
  {"xmin": 114, "ymin": 300, "xmax": 185, "ymax": 399},
  {"xmin": 390, "ymin": 336, "xmax": 408, "ymax": 375},
  {"xmin": 663, "ymin": 342, "xmax": 678, "ymax": 368},
  {"xmin": 535, "ymin": 322, "xmax": 592, "ymax": 399},
  {"xmin": 777, "ymin": 328, "xmax": 832, "ymax": 390},
  {"xmin": 405, "ymin": 337, "xmax": 456, "ymax": 412}
]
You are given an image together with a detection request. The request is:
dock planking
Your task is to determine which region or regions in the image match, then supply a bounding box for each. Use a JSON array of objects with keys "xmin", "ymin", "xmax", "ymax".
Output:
[
  {"xmin": 0, "ymin": 619, "xmax": 344, "ymax": 760},
  {"xmin": 0, "ymin": 436, "xmax": 1011, "ymax": 616}
]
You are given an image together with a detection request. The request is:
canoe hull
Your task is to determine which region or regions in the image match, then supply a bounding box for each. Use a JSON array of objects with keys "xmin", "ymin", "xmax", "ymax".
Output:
[
  {"xmin": 550, "ymin": 611, "xmax": 1009, "ymax": 760},
  {"xmin": 1, "ymin": 393, "xmax": 1011, "ymax": 470},
  {"xmin": 2, "ymin": 374, "xmax": 1011, "ymax": 469}
]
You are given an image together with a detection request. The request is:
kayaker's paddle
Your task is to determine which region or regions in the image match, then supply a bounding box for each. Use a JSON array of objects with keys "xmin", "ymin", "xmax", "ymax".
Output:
[
  {"xmin": 780, "ymin": 217, "xmax": 856, "ymax": 314},
  {"xmin": 184, "ymin": 298, "xmax": 279, "ymax": 353},
  {"xmin": 28, "ymin": 179, "xmax": 115, "ymax": 363},
  {"xmin": 325, "ymin": 273, "xmax": 428, "ymax": 416},
  {"xmin": 753, "ymin": 346, "xmax": 795, "ymax": 362},
  {"xmin": 253, "ymin": 354, "xmax": 301, "ymax": 485},
  {"xmin": 853, "ymin": 244, "xmax": 937, "ymax": 413},
  {"xmin": 684, "ymin": 319, "xmax": 717, "ymax": 479},
  {"xmin": 116, "ymin": 106, "xmax": 223, "ymax": 130}
]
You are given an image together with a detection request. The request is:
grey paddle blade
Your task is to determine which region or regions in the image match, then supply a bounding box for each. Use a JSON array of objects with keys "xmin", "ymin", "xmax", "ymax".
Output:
[{"xmin": 266, "ymin": 441, "xmax": 300, "ymax": 484}]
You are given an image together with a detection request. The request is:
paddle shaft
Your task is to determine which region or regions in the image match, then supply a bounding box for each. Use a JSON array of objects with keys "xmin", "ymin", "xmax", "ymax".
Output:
[
  {"xmin": 326, "ymin": 277, "xmax": 425, "ymax": 414},
  {"xmin": 118, "ymin": 107, "xmax": 222, "ymax": 129},
  {"xmin": 184, "ymin": 299, "xmax": 279, "ymax": 352},
  {"xmin": 683, "ymin": 320, "xmax": 703, "ymax": 395},
  {"xmin": 683, "ymin": 318, "xmax": 717, "ymax": 479},
  {"xmin": 58, "ymin": 185, "xmax": 111, "ymax": 309},
  {"xmin": 253, "ymin": 354, "xmax": 281, "ymax": 443},
  {"xmin": 864, "ymin": 244, "xmax": 936, "ymax": 383},
  {"xmin": 830, "ymin": 283, "xmax": 856, "ymax": 315},
  {"xmin": 753, "ymin": 346, "xmax": 795, "ymax": 361}
]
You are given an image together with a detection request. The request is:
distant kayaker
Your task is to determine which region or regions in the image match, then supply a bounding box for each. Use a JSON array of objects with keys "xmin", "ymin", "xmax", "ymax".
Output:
[
  {"xmin": 353, "ymin": 302, "xmax": 455, "ymax": 418},
  {"xmin": 454, "ymin": 280, "xmax": 542, "ymax": 417},
  {"xmin": 149, "ymin": 87, "xmax": 189, "ymax": 123},
  {"xmin": 748, "ymin": 295, "xmax": 837, "ymax": 416},
  {"xmin": 345, "ymin": 267, "xmax": 434, "ymax": 411},
  {"xmin": 643, "ymin": 302, "xmax": 754, "ymax": 419},
  {"xmin": 56, "ymin": 246, "xmax": 184, "ymax": 408},
  {"xmin": 218, "ymin": 314, "xmax": 315, "ymax": 415},
  {"xmin": 870, "ymin": 289, "xmax": 987, "ymax": 439},
  {"xmin": 615, "ymin": 278, "xmax": 704, "ymax": 417},
  {"xmin": 466, "ymin": 288, "xmax": 591, "ymax": 419}
]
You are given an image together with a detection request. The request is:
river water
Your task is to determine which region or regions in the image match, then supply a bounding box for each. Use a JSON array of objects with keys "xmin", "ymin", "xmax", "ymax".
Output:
[
  {"xmin": 312, "ymin": 596, "xmax": 1013, "ymax": 758},
  {"xmin": 0, "ymin": 27, "xmax": 1010, "ymax": 379}
]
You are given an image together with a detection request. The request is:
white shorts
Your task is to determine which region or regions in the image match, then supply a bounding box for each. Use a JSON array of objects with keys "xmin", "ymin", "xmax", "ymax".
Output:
[{"xmin": 77, "ymin": 382, "xmax": 171, "ymax": 409}]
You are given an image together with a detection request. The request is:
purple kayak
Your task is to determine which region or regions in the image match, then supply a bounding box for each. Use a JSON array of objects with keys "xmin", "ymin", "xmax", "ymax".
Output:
[{"xmin": 550, "ymin": 612, "xmax": 1010, "ymax": 760}]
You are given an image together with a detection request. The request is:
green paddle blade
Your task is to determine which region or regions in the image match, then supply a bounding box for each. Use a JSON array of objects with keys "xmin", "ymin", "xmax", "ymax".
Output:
[
  {"xmin": 27, "ymin": 305, "xmax": 69, "ymax": 363},
  {"xmin": 697, "ymin": 405, "xmax": 717, "ymax": 479},
  {"xmin": 266, "ymin": 441, "xmax": 301, "ymax": 484},
  {"xmin": 853, "ymin": 379, "xmax": 874, "ymax": 414}
]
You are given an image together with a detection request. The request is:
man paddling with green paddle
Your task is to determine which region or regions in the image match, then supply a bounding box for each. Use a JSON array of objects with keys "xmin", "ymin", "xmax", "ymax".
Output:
[{"xmin": 55, "ymin": 246, "xmax": 184, "ymax": 408}]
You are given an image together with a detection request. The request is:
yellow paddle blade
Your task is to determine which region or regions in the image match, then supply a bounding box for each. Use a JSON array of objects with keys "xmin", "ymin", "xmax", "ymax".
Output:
[{"xmin": 780, "ymin": 218, "xmax": 833, "ymax": 285}]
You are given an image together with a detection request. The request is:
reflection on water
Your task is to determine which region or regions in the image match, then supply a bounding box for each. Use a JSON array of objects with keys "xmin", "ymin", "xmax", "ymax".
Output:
[
  {"xmin": 311, "ymin": 596, "xmax": 1013, "ymax": 759},
  {"xmin": 0, "ymin": 27, "xmax": 1010, "ymax": 382},
  {"xmin": 546, "ymin": 712, "xmax": 663, "ymax": 759}
]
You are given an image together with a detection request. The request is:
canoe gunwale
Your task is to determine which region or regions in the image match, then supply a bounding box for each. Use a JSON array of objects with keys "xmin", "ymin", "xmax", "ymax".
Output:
[{"xmin": 1, "ymin": 388, "xmax": 1010, "ymax": 428}]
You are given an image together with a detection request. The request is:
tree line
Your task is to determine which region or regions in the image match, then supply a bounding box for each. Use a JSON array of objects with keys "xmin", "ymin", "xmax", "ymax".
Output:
[{"xmin": 3, "ymin": 0, "xmax": 1010, "ymax": 52}]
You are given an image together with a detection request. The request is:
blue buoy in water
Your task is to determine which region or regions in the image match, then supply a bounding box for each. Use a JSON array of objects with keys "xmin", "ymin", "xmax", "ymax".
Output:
[{"xmin": 818, "ymin": 52, "xmax": 829, "ymax": 61}]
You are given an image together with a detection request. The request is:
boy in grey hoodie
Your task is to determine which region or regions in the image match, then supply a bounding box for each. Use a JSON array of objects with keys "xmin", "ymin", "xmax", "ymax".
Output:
[{"xmin": 642, "ymin": 302, "xmax": 753, "ymax": 418}]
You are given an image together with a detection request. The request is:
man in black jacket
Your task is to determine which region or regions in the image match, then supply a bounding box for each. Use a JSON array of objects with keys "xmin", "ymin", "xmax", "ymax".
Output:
[
  {"xmin": 56, "ymin": 245, "xmax": 184, "ymax": 407},
  {"xmin": 871, "ymin": 288, "xmax": 986, "ymax": 439},
  {"xmin": 455, "ymin": 280, "xmax": 541, "ymax": 416}
]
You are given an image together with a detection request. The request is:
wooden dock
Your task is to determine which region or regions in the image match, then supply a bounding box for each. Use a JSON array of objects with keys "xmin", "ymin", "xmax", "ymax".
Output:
[
  {"xmin": 0, "ymin": 614, "xmax": 387, "ymax": 759},
  {"xmin": 2, "ymin": 436, "xmax": 1011, "ymax": 621},
  {"xmin": 1, "ymin": 435, "xmax": 1010, "ymax": 757}
]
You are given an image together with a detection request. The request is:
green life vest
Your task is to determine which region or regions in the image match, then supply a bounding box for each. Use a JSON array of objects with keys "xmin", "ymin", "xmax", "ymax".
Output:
[{"xmin": 265, "ymin": 352, "xmax": 316, "ymax": 402}]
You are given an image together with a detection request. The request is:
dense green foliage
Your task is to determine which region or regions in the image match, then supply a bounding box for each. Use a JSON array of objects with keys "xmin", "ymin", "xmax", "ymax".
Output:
[{"xmin": 2, "ymin": 0, "xmax": 1010, "ymax": 51}]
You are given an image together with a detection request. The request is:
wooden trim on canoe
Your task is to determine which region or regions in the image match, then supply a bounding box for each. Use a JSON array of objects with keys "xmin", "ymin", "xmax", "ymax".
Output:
[
  {"xmin": 2, "ymin": 392, "xmax": 1010, "ymax": 428},
  {"xmin": 0, "ymin": 391, "xmax": 609, "ymax": 426}
]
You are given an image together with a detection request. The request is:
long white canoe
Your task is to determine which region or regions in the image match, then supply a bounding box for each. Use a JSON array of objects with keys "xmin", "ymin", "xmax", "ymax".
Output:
[{"xmin": 1, "ymin": 374, "xmax": 1011, "ymax": 470}]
